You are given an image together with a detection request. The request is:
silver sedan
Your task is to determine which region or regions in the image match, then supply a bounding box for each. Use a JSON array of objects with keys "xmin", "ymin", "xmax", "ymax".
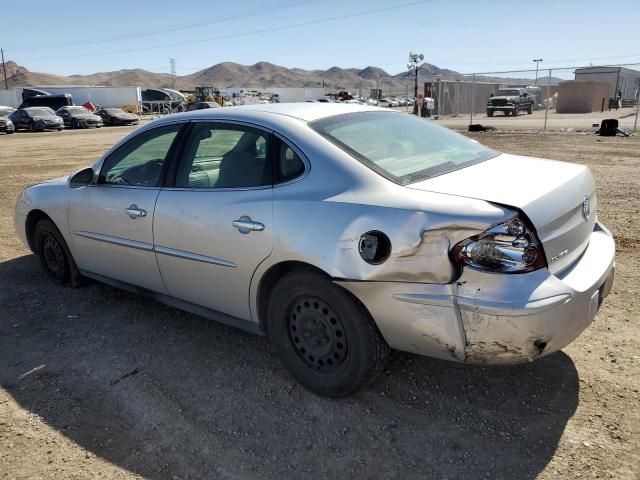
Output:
[{"xmin": 14, "ymin": 104, "xmax": 615, "ymax": 397}]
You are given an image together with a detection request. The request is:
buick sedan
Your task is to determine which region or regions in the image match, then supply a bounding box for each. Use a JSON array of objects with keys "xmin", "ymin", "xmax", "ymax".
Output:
[{"xmin": 14, "ymin": 104, "xmax": 615, "ymax": 397}]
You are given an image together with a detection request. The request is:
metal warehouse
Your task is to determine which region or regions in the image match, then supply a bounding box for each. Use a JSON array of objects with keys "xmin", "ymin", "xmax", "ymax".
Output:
[{"xmin": 574, "ymin": 66, "xmax": 640, "ymax": 105}]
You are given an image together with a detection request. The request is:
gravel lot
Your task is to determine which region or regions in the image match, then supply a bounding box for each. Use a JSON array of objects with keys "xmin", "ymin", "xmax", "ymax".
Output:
[{"xmin": 0, "ymin": 125, "xmax": 638, "ymax": 479}]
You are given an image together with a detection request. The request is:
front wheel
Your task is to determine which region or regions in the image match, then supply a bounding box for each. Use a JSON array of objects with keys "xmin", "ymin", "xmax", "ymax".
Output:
[
  {"xmin": 527, "ymin": 103, "xmax": 533, "ymax": 114},
  {"xmin": 34, "ymin": 219, "xmax": 83, "ymax": 286},
  {"xmin": 267, "ymin": 270, "xmax": 389, "ymax": 397}
]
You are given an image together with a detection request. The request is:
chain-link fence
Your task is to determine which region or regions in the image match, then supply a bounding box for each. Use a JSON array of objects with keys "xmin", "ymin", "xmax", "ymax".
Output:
[{"xmin": 414, "ymin": 64, "xmax": 640, "ymax": 133}]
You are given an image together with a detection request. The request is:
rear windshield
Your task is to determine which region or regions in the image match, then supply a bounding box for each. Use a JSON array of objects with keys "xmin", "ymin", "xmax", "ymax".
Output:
[{"xmin": 310, "ymin": 111, "xmax": 497, "ymax": 185}]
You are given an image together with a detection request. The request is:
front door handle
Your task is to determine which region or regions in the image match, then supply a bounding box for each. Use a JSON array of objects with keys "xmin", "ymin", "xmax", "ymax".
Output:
[
  {"xmin": 232, "ymin": 217, "xmax": 265, "ymax": 233},
  {"xmin": 126, "ymin": 204, "xmax": 147, "ymax": 219}
]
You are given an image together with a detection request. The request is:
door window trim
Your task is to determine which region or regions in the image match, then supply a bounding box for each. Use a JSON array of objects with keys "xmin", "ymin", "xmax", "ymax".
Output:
[{"xmin": 164, "ymin": 119, "xmax": 276, "ymax": 192}]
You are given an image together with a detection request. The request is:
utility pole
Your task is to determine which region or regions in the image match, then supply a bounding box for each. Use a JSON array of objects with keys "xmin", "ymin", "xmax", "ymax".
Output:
[
  {"xmin": 533, "ymin": 58, "xmax": 543, "ymax": 85},
  {"xmin": 169, "ymin": 58, "xmax": 176, "ymax": 89},
  {"xmin": 407, "ymin": 51, "xmax": 424, "ymax": 98},
  {"xmin": 1, "ymin": 48, "xmax": 9, "ymax": 89}
]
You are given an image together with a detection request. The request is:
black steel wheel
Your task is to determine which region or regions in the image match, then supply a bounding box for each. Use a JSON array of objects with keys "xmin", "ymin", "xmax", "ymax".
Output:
[
  {"xmin": 40, "ymin": 232, "xmax": 66, "ymax": 282},
  {"xmin": 267, "ymin": 270, "xmax": 389, "ymax": 397},
  {"xmin": 286, "ymin": 296, "xmax": 348, "ymax": 373},
  {"xmin": 34, "ymin": 219, "xmax": 84, "ymax": 286}
]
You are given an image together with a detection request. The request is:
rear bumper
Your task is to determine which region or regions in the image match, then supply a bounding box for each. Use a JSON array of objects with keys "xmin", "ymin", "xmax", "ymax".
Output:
[{"xmin": 337, "ymin": 222, "xmax": 615, "ymax": 365}]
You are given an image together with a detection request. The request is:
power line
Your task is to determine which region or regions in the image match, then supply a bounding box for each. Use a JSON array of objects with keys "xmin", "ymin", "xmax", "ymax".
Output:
[
  {"xmin": 5, "ymin": 0, "xmax": 317, "ymax": 52},
  {"xmin": 16, "ymin": 0, "xmax": 438, "ymax": 61}
]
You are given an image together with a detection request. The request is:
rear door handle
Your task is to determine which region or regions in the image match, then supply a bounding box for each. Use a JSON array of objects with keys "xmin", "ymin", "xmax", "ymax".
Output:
[
  {"xmin": 126, "ymin": 204, "xmax": 147, "ymax": 219},
  {"xmin": 232, "ymin": 218, "xmax": 265, "ymax": 233}
]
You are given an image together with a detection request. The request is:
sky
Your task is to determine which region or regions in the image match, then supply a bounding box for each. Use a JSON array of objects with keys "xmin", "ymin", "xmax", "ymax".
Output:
[{"xmin": 1, "ymin": 0, "xmax": 638, "ymax": 77}]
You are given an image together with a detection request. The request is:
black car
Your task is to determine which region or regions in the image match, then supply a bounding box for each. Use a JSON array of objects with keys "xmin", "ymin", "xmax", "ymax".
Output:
[
  {"xmin": 9, "ymin": 107, "xmax": 64, "ymax": 132},
  {"xmin": 56, "ymin": 106, "xmax": 103, "ymax": 129},
  {"xmin": 0, "ymin": 106, "xmax": 16, "ymax": 134},
  {"xmin": 95, "ymin": 108, "xmax": 139, "ymax": 126}
]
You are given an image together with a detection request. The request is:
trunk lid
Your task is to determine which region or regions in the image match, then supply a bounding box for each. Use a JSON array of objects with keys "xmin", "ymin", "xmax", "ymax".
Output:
[{"xmin": 408, "ymin": 153, "xmax": 597, "ymax": 274}]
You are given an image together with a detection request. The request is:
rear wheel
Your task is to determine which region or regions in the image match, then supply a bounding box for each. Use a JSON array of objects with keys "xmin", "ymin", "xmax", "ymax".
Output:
[
  {"xmin": 267, "ymin": 270, "xmax": 389, "ymax": 397},
  {"xmin": 34, "ymin": 219, "xmax": 83, "ymax": 286}
]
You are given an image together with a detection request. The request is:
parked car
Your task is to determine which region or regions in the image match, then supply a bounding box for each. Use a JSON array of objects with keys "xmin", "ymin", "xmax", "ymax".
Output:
[
  {"xmin": 95, "ymin": 108, "xmax": 139, "ymax": 126},
  {"xmin": 9, "ymin": 107, "xmax": 63, "ymax": 131},
  {"xmin": 378, "ymin": 98, "xmax": 399, "ymax": 107},
  {"xmin": 0, "ymin": 106, "xmax": 15, "ymax": 134},
  {"xmin": 56, "ymin": 106, "xmax": 103, "ymax": 129},
  {"xmin": 486, "ymin": 88, "xmax": 534, "ymax": 117},
  {"xmin": 19, "ymin": 94, "xmax": 73, "ymax": 111},
  {"xmin": 14, "ymin": 104, "xmax": 615, "ymax": 397}
]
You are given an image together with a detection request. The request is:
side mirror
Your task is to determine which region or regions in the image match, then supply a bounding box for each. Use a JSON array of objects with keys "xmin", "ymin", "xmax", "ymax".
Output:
[
  {"xmin": 69, "ymin": 167, "xmax": 95, "ymax": 188},
  {"xmin": 522, "ymin": 93, "xmax": 528, "ymax": 97},
  {"xmin": 489, "ymin": 93, "xmax": 494, "ymax": 97}
]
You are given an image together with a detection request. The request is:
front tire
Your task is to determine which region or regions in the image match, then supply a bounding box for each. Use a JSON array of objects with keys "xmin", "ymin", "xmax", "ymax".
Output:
[
  {"xmin": 267, "ymin": 270, "xmax": 389, "ymax": 397},
  {"xmin": 34, "ymin": 219, "xmax": 83, "ymax": 286},
  {"xmin": 486, "ymin": 109, "xmax": 494, "ymax": 117},
  {"xmin": 527, "ymin": 103, "xmax": 533, "ymax": 114}
]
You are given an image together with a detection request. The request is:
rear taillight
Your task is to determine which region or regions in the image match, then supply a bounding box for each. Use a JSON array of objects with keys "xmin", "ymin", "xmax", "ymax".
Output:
[{"xmin": 451, "ymin": 217, "xmax": 546, "ymax": 273}]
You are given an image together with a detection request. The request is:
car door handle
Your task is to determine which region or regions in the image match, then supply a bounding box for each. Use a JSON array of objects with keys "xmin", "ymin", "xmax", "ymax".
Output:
[
  {"xmin": 126, "ymin": 204, "xmax": 147, "ymax": 219},
  {"xmin": 232, "ymin": 218, "xmax": 265, "ymax": 232}
]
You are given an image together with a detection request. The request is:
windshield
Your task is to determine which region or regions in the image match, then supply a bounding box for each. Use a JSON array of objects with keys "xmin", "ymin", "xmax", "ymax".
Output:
[
  {"xmin": 27, "ymin": 108, "xmax": 55, "ymax": 116},
  {"xmin": 0, "ymin": 107, "xmax": 13, "ymax": 117},
  {"xmin": 310, "ymin": 111, "xmax": 498, "ymax": 185},
  {"xmin": 105, "ymin": 108, "xmax": 124, "ymax": 114},
  {"xmin": 496, "ymin": 89, "xmax": 521, "ymax": 96},
  {"xmin": 66, "ymin": 106, "xmax": 90, "ymax": 114}
]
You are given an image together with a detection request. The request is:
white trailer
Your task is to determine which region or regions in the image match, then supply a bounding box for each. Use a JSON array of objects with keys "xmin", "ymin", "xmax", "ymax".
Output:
[
  {"xmin": 35, "ymin": 85, "xmax": 142, "ymax": 109},
  {"xmin": 264, "ymin": 87, "xmax": 326, "ymax": 103},
  {"xmin": 0, "ymin": 89, "xmax": 24, "ymax": 108}
]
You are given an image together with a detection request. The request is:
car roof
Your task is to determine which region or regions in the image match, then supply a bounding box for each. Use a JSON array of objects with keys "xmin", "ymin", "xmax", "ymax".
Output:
[{"xmin": 158, "ymin": 102, "xmax": 386, "ymax": 124}]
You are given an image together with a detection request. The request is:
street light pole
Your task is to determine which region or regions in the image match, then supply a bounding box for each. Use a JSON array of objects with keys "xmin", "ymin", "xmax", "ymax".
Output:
[
  {"xmin": 533, "ymin": 58, "xmax": 543, "ymax": 85},
  {"xmin": 408, "ymin": 51, "xmax": 424, "ymax": 98}
]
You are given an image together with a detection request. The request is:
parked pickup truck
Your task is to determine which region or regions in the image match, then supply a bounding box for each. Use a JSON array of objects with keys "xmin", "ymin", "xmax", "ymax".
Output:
[{"xmin": 486, "ymin": 88, "xmax": 534, "ymax": 117}]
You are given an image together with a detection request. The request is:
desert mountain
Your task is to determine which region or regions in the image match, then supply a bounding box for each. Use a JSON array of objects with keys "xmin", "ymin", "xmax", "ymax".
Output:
[{"xmin": 1, "ymin": 60, "xmax": 560, "ymax": 92}]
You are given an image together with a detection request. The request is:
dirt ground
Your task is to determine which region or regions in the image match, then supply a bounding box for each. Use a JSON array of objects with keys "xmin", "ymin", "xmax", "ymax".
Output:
[{"xmin": 0, "ymin": 125, "xmax": 638, "ymax": 480}]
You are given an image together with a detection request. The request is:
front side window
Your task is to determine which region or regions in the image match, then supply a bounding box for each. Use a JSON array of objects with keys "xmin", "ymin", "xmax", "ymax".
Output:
[
  {"xmin": 311, "ymin": 111, "xmax": 497, "ymax": 185},
  {"xmin": 99, "ymin": 124, "xmax": 182, "ymax": 187},
  {"xmin": 175, "ymin": 123, "xmax": 271, "ymax": 188}
]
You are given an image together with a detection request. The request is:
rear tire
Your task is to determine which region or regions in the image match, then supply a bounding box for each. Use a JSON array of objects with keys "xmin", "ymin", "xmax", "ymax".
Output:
[
  {"xmin": 267, "ymin": 270, "xmax": 389, "ymax": 397},
  {"xmin": 34, "ymin": 219, "xmax": 84, "ymax": 287}
]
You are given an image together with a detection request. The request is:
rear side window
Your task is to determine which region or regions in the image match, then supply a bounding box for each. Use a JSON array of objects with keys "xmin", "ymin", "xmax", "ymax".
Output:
[
  {"xmin": 175, "ymin": 123, "xmax": 272, "ymax": 189},
  {"xmin": 311, "ymin": 111, "xmax": 497, "ymax": 185}
]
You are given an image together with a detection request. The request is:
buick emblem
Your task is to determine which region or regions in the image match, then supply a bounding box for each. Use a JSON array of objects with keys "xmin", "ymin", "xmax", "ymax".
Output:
[{"xmin": 582, "ymin": 197, "xmax": 591, "ymax": 221}]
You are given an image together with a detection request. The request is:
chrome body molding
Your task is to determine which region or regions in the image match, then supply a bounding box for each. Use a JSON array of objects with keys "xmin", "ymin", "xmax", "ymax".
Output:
[{"xmin": 73, "ymin": 230, "xmax": 236, "ymax": 268}]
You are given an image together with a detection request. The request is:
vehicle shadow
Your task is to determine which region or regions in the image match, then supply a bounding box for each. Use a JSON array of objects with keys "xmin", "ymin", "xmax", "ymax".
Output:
[{"xmin": 0, "ymin": 255, "xmax": 579, "ymax": 480}]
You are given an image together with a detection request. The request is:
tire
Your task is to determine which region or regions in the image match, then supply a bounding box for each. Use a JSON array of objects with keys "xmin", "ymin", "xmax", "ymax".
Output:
[
  {"xmin": 486, "ymin": 109, "xmax": 494, "ymax": 117},
  {"xmin": 57, "ymin": 127, "xmax": 63, "ymax": 131},
  {"xmin": 512, "ymin": 107, "xmax": 518, "ymax": 116},
  {"xmin": 71, "ymin": 119, "xmax": 77, "ymax": 129},
  {"xmin": 28, "ymin": 121, "xmax": 35, "ymax": 132},
  {"xmin": 527, "ymin": 103, "xmax": 533, "ymax": 114},
  {"xmin": 267, "ymin": 270, "xmax": 389, "ymax": 397},
  {"xmin": 34, "ymin": 219, "xmax": 83, "ymax": 287},
  {"xmin": 110, "ymin": 118, "xmax": 117, "ymax": 126}
]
